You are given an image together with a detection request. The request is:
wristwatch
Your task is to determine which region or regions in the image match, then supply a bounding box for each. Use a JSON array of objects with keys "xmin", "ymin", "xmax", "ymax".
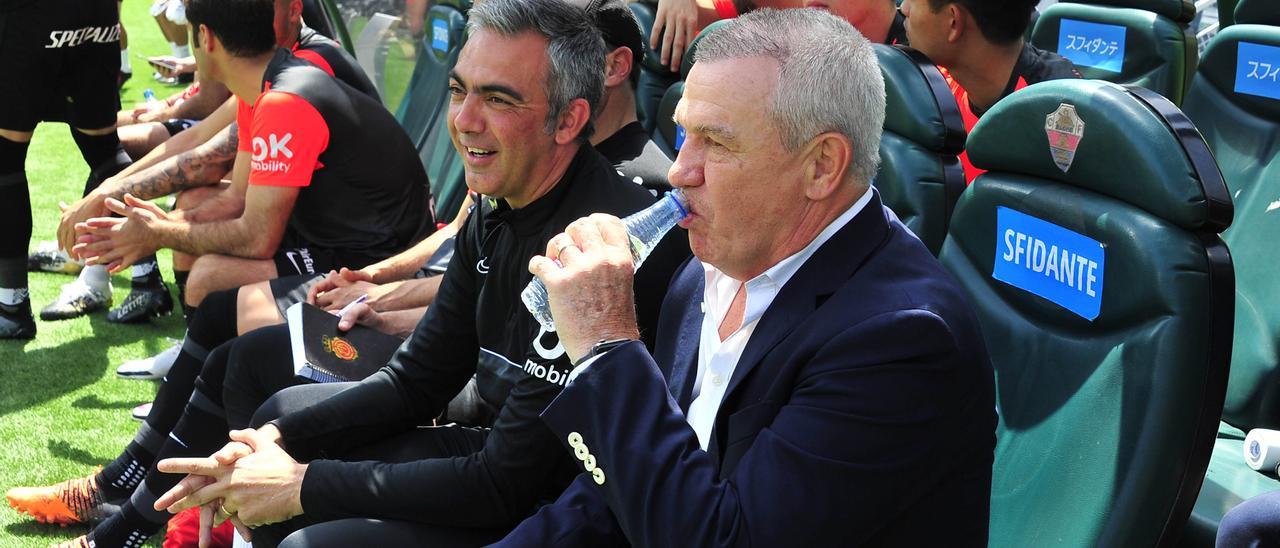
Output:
[{"xmin": 573, "ymin": 338, "xmax": 636, "ymax": 367}]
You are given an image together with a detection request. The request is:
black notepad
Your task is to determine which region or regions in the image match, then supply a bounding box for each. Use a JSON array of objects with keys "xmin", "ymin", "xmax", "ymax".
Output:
[{"xmin": 286, "ymin": 302, "xmax": 403, "ymax": 383}]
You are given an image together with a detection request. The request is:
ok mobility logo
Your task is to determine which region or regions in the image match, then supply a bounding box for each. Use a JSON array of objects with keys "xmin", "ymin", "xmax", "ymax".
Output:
[{"xmin": 252, "ymin": 133, "xmax": 294, "ymax": 174}]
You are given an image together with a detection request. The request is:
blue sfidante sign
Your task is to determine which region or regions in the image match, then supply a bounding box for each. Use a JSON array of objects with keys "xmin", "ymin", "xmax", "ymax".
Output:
[
  {"xmin": 1057, "ymin": 19, "xmax": 1126, "ymax": 73},
  {"xmin": 1235, "ymin": 42, "xmax": 1280, "ymax": 101},
  {"xmin": 992, "ymin": 207, "xmax": 1105, "ymax": 320},
  {"xmin": 432, "ymin": 19, "xmax": 450, "ymax": 54},
  {"xmin": 674, "ymin": 124, "xmax": 686, "ymax": 151}
]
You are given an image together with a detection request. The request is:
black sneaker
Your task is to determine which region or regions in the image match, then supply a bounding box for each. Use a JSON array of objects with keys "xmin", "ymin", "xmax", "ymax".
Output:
[
  {"xmin": 39, "ymin": 280, "xmax": 111, "ymax": 321},
  {"xmin": 107, "ymin": 283, "xmax": 174, "ymax": 323},
  {"xmin": 0, "ymin": 300, "xmax": 36, "ymax": 339}
]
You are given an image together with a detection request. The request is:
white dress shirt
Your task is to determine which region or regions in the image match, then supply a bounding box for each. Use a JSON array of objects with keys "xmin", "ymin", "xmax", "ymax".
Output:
[
  {"xmin": 569, "ymin": 189, "xmax": 874, "ymax": 451},
  {"xmin": 685, "ymin": 189, "xmax": 871, "ymax": 449}
]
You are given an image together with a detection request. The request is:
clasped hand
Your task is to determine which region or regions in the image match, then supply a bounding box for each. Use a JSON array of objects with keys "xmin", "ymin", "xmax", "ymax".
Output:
[
  {"xmin": 73, "ymin": 193, "xmax": 167, "ymax": 273},
  {"xmin": 154, "ymin": 425, "xmax": 307, "ymax": 548},
  {"xmin": 527, "ymin": 214, "xmax": 640, "ymax": 362}
]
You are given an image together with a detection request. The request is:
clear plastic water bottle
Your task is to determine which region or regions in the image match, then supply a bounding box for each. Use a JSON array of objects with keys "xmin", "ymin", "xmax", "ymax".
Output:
[
  {"xmin": 143, "ymin": 88, "xmax": 163, "ymax": 111},
  {"xmin": 522, "ymin": 188, "xmax": 689, "ymax": 331}
]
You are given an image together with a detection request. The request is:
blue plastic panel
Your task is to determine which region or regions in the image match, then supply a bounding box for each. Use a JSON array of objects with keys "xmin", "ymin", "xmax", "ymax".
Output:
[
  {"xmin": 992, "ymin": 206, "xmax": 1105, "ymax": 320},
  {"xmin": 1057, "ymin": 19, "xmax": 1126, "ymax": 73},
  {"xmin": 1235, "ymin": 41, "xmax": 1280, "ymax": 100},
  {"xmin": 432, "ymin": 18, "xmax": 449, "ymax": 53}
]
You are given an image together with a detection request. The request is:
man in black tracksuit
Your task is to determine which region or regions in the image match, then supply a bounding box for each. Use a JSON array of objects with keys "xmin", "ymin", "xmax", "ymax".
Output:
[{"xmin": 154, "ymin": 0, "xmax": 689, "ymax": 546}]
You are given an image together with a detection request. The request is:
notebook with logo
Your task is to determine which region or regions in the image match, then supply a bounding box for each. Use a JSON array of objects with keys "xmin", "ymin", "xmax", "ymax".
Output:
[{"xmin": 286, "ymin": 302, "xmax": 403, "ymax": 383}]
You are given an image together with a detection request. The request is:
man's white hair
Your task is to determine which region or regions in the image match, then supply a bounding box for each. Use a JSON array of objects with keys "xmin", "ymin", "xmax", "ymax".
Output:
[{"xmin": 693, "ymin": 8, "xmax": 886, "ymax": 185}]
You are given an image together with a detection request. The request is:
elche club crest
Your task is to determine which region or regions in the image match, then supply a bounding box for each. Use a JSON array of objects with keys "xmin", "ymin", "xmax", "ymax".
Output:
[
  {"xmin": 322, "ymin": 335, "xmax": 358, "ymax": 361},
  {"xmin": 1045, "ymin": 103, "xmax": 1085, "ymax": 173}
]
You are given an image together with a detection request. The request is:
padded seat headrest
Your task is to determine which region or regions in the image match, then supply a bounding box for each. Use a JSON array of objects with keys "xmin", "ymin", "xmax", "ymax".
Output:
[
  {"xmin": 1234, "ymin": 0, "xmax": 1280, "ymax": 26},
  {"xmin": 438, "ymin": 0, "xmax": 471, "ymax": 12},
  {"xmin": 877, "ymin": 45, "xmax": 965, "ymax": 155},
  {"xmin": 1196, "ymin": 25, "xmax": 1280, "ymax": 120},
  {"xmin": 968, "ymin": 79, "xmax": 1230, "ymax": 231},
  {"xmin": 680, "ymin": 20, "xmax": 732, "ymax": 79},
  {"xmin": 425, "ymin": 6, "xmax": 464, "ymax": 61},
  {"xmin": 1065, "ymin": 0, "xmax": 1195, "ymax": 23},
  {"xmin": 630, "ymin": 3, "xmax": 669, "ymax": 73}
]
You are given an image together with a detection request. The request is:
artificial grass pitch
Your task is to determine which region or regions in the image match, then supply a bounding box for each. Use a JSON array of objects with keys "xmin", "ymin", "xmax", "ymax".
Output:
[{"xmin": 2, "ymin": 3, "xmax": 190, "ymax": 546}]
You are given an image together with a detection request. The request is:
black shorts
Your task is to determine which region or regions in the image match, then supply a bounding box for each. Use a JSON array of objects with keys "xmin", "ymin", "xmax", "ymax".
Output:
[
  {"xmin": 268, "ymin": 273, "xmax": 324, "ymax": 317},
  {"xmin": 161, "ymin": 118, "xmax": 197, "ymax": 136},
  {"xmin": 272, "ymin": 246, "xmax": 340, "ymax": 279},
  {"xmin": 0, "ymin": 0, "xmax": 121, "ymax": 131}
]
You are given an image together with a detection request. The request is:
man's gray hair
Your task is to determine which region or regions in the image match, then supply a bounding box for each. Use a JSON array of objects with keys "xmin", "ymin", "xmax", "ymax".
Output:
[
  {"xmin": 467, "ymin": 0, "xmax": 606, "ymax": 141},
  {"xmin": 694, "ymin": 8, "xmax": 886, "ymax": 184}
]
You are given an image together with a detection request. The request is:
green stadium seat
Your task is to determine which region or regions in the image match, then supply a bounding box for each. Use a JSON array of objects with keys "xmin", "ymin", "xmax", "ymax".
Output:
[
  {"xmin": 420, "ymin": 106, "xmax": 468, "ymax": 224},
  {"xmin": 1218, "ymin": 0, "xmax": 1238, "ymax": 27},
  {"xmin": 1233, "ymin": 0, "xmax": 1280, "ymax": 26},
  {"xmin": 938, "ymin": 79, "xmax": 1233, "ymax": 547},
  {"xmin": 395, "ymin": 3, "xmax": 465, "ymax": 151},
  {"xmin": 1031, "ymin": 2, "xmax": 1197, "ymax": 103},
  {"xmin": 631, "ymin": 3, "xmax": 680, "ymax": 134},
  {"xmin": 1176, "ymin": 18, "xmax": 1280, "ymax": 545},
  {"xmin": 678, "ymin": 19, "xmax": 727, "ymax": 80},
  {"xmin": 651, "ymin": 82, "xmax": 683, "ymax": 160},
  {"xmin": 1066, "ymin": 0, "xmax": 1196, "ymax": 24},
  {"xmin": 649, "ymin": 20, "xmax": 730, "ymax": 159},
  {"xmin": 874, "ymin": 44, "xmax": 966, "ymax": 256}
]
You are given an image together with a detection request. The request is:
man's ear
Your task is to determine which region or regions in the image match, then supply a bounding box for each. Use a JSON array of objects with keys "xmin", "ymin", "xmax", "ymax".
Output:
[
  {"xmin": 291, "ymin": 0, "xmax": 304, "ymax": 23},
  {"xmin": 604, "ymin": 46, "xmax": 634, "ymax": 89},
  {"xmin": 801, "ymin": 132, "xmax": 853, "ymax": 201},
  {"xmin": 946, "ymin": 3, "xmax": 966, "ymax": 43},
  {"xmin": 554, "ymin": 97, "xmax": 593, "ymax": 145},
  {"xmin": 197, "ymin": 24, "xmax": 215, "ymax": 52}
]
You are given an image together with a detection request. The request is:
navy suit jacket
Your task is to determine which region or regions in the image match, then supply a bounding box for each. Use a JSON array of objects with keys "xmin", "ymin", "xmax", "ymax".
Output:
[{"xmin": 495, "ymin": 192, "xmax": 997, "ymax": 547}]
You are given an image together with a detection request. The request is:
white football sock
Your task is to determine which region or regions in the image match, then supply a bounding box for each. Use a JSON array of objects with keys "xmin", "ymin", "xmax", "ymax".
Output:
[
  {"xmin": 79, "ymin": 264, "xmax": 111, "ymax": 292},
  {"xmin": 0, "ymin": 288, "xmax": 28, "ymax": 306}
]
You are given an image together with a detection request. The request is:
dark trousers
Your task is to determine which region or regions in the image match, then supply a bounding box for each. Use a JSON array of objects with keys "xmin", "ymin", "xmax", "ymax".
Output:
[
  {"xmin": 1219, "ymin": 490, "xmax": 1280, "ymax": 547},
  {"xmin": 246, "ymin": 382, "xmax": 506, "ymax": 548}
]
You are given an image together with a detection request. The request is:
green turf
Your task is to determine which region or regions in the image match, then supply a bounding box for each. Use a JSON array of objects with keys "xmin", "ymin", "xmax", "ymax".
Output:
[{"xmin": 2, "ymin": 3, "xmax": 190, "ymax": 545}]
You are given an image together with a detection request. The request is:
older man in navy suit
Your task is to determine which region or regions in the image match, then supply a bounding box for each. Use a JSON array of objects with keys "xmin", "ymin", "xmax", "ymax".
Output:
[{"xmin": 506, "ymin": 8, "xmax": 996, "ymax": 546}]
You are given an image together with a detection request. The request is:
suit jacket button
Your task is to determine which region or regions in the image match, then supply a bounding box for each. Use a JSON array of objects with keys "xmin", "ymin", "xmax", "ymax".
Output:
[
  {"xmin": 567, "ymin": 432, "xmax": 583, "ymax": 448},
  {"xmin": 575, "ymin": 443, "xmax": 590, "ymax": 461},
  {"xmin": 592, "ymin": 467, "xmax": 606, "ymax": 485},
  {"xmin": 583, "ymin": 454, "xmax": 596, "ymax": 472}
]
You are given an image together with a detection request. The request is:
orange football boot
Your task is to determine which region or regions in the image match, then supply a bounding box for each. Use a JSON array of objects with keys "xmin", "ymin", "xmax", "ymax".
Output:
[{"xmin": 6, "ymin": 470, "xmax": 109, "ymax": 526}]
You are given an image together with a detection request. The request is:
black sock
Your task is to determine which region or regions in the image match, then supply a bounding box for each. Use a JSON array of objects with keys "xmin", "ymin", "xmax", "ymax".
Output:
[
  {"xmin": 89, "ymin": 503, "xmax": 159, "ymax": 548},
  {"xmin": 145, "ymin": 290, "xmax": 238, "ymax": 433},
  {"xmin": 129, "ymin": 255, "xmax": 163, "ymax": 290},
  {"xmin": 99, "ymin": 290, "xmax": 240, "ymax": 508},
  {"xmin": 96, "ymin": 446, "xmax": 153, "ymax": 502},
  {"xmin": 71, "ymin": 130, "xmax": 131, "ymax": 196},
  {"xmin": 0, "ymin": 138, "xmax": 32, "ymax": 290},
  {"xmin": 0, "ymin": 177, "xmax": 30, "ymax": 291},
  {"xmin": 174, "ymin": 270, "xmax": 192, "ymax": 319},
  {"xmin": 95, "ymin": 344, "xmax": 236, "ymax": 548}
]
